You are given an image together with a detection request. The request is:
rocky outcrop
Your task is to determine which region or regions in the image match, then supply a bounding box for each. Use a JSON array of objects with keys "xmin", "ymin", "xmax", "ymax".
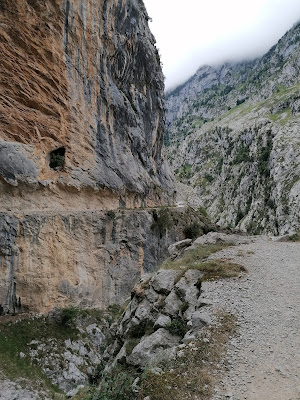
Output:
[
  {"xmin": 0, "ymin": 308, "xmax": 116, "ymax": 398},
  {"xmin": 0, "ymin": 0, "xmax": 177, "ymax": 313},
  {"xmin": 0, "ymin": 233, "xmax": 248, "ymax": 398},
  {"xmin": 166, "ymin": 22, "xmax": 300, "ymax": 234},
  {"xmin": 104, "ymin": 266, "xmax": 208, "ymax": 370}
]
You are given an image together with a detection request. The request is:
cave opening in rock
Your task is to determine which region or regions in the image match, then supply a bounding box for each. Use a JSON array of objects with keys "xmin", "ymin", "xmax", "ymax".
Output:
[{"xmin": 49, "ymin": 147, "xmax": 65, "ymax": 170}]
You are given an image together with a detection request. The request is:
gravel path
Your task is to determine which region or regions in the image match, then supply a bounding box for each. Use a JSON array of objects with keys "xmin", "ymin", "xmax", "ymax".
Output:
[{"xmin": 203, "ymin": 238, "xmax": 300, "ymax": 400}]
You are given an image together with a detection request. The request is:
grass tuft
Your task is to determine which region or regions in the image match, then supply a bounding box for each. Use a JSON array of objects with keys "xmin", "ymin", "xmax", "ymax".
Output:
[{"xmin": 161, "ymin": 244, "xmax": 246, "ymax": 282}]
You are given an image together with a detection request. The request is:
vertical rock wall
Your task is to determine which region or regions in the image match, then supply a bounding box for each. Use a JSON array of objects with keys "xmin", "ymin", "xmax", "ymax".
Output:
[
  {"xmin": 0, "ymin": 0, "xmax": 176, "ymax": 313},
  {"xmin": 0, "ymin": 0, "xmax": 174, "ymax": 203}
]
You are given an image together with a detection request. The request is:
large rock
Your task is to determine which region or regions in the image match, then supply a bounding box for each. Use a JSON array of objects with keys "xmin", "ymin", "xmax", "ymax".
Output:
[
  {"xmin": 0, "ymin": 0, "xmax": 175, "ymax": 201},
  {"xmin": 175, "ymin": 269, "xmax": 203, "ymax": 319},
  {"xmin": 190, "ymin": 310, "xmax": 212, "ymax": 328},
  {"xmin": 188, "ymin": 232, "xmax": 252, "ymax": 249},
  {"xmin": 150, "ymin": 269, "xmax": 179, "ymax": 295},
  {"xmin": 0, "ymin": 209, "xmax": 186, "ymax": 312},
  {"xmin": 168, "ymin": 238, "xmax": 192, "ymax": 259},
  {"xmin": 105, "ymin": 264, "xmax": 214, "ymax": 371},
  {"xmin": 126, "ymin": 328, "xmax": 180, "ymax": 367},
  {"xmin": 163, "ymin": 290, "xmax": 183, "ymax": 317},
  {"xmin": 154, "ymin": 314, "xmax": 171, "ymax": 329}
]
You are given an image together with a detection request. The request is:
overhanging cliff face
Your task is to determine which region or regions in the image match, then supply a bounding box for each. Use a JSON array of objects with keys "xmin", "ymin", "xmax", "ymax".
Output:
[
  {"xmin": 0, "ymin": 0, "xmax": 176, "ymax": 313},
  {"xmin": 0, "ymin": 0, "xmax": 174, "ymax": 208}
]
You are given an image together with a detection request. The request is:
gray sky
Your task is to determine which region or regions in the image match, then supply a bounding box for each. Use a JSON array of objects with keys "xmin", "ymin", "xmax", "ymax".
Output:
[{"xmin": 143, "ymin": 0, "xmax": 300, "ymax": 90}]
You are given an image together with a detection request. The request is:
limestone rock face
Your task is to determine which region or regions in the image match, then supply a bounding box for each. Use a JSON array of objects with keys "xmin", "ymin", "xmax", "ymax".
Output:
[
  {"xmin": 166, "ymin": 22, "xmax": 300, "ymax": 234},
  {"xmin": 0, "ymin": 0, "xmax": 176, "ymax": 313},
  {"xmin": 0, "ymin": 0, "xmax": 174, "ymax": 202},
  {"xmin": 0, "ymin": 206, "xmax": 209, "ymax": 313}
]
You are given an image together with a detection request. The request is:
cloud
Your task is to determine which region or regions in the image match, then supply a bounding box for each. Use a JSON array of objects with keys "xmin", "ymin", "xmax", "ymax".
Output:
[{"xmin": 143, "ymin": 0, "xmax": 300, "ymax": 90}]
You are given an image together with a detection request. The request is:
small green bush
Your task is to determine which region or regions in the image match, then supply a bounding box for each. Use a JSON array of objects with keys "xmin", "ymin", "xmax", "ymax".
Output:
[
  {"xmin": 166, "ymin": 318, "xmax": 187, "ymax": 337},
  {"xmin": 184, "ymin": 222, "xmax": 202, "ymax": 239},
  {"xmin": 232, "ymin": 145, "xmax": 250, "ymax": 164},
  {"xmin": 288, "ymin": 232, "xmax": 300, "ymax": 242},
  {"xmin": 204, "ymin": 173, "xmax": 214, "ymax": 183},
  {"xmin": 107, "ymin": 210, "xmax": 116, "ymax": 220},
  {"xmin": 151, "ymin": 208, "xmax": 173, "ymax": 234},
  {"xmin": 197, "ymin": 206, "xmax": 209, "ymax": 218},
  {"xmin": 60, "ymin": 307, "xmax": 79, "ymax": 325},
  {"xmin": 97, "ymin": 366, "xmax": 138, "ymax": 400}
]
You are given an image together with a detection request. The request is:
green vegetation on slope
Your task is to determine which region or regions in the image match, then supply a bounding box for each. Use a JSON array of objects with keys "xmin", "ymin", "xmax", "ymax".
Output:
[{"xmin": 161, "ymin": 244, "xmax": 245, "ymax": 281}]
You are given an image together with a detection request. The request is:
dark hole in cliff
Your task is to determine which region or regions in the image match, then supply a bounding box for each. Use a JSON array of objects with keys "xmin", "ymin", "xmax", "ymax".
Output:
[{"xmin": 49, "ymin": 147, "xmax": 65, "ymax": 170}]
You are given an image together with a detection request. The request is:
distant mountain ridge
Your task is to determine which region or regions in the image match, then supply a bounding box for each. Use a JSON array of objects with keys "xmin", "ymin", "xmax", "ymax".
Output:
[{"xmin": 165, "ymin": 21, "xmax": 300, "ymax": 234}]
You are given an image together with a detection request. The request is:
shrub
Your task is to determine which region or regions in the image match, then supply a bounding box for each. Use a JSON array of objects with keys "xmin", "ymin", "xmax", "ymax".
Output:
[
  {"xmin": 166, "ymin": 318, "xmax": 187, "ymax": 337},
  {"xmin": 197, "ymin": 206, "xmax": 209, "ymax": 218},
  {"xmin": 107, "ymin": 210, "xmax": 116, "ymax": 220},
  {"xmin": 88, "ymin": 362, "xmax": 105, "ymax": 385},
  {"xmin": 60, "ymin": 307, "xmax": 79, "ymax": 325},
  {"xmin": 151, "ymin": 208, "xmax": 173, "ymax": 234},
  {"xmin": 97, "ymin": 366, "xmax": 138, "ymax": 400},
  {"xmin": 184, "ymin": 222, "xmax": 202, "ymax": 239},
  {"xmin": 232, "ymin": 145, "xmax": 250, "ymax": 164},
  {"xmin": 288, "ymin": 232, "xmax": 300, "ymax": 242},
  {"xmin": 204, "ymin": 173, "xmax": 214, "ymax": 183}
]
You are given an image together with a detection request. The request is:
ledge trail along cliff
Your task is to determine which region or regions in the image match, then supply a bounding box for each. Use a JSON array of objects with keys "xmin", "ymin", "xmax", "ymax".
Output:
[
  {"xmin": 0, "ymin": 0, "xmax": 300, "ymax": 399},
  {"xmin": 0, "ymin": 0, "xmax": 179, "ymax": 316}
]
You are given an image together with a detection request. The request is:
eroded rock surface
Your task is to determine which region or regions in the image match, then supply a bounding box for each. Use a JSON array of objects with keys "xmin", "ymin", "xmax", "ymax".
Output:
[
  {"xmin": 0, "ymin": 0, "xmax": 178, "ymax": 313},
  {"xmin": 0, "ymin": 0, "xmax": 174, "ymax": 202},
  {"xmin": 0, "ymin": 206, "xmax": 210, "ymax": 313}
]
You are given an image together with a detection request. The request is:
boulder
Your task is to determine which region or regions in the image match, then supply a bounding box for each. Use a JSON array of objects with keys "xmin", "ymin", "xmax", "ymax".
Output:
[
  {"xmin": 163, "ymin": 290, "xmax": 183, "ymax": 317},
  {"xmin": 134, "ymin": 299, "xmax": 152, "ymax": 322},
  {"xmin": 66, "ymin": 385, "xmax": 84, "ymax": 398},
  {"xmin": 175, "ymin": 269, "xmax": 203, "ymax": 319},
  {"xmin": 188, "ymin": 232, "xmax": 252, "ymax": 249},
  {"xmin": 126, "ymin": 328, "xmax": 180, "ymax": 367},
  {"xmin": 150, "ymin": 270, "xmax": 179, "ymax": 295},
  {"xmin": 190, "ymin": 310, "xmax": 212, "ymax": 329},
  {"xmin": 168, "ymin": 239, "xmax": 193, "ymax": 259},
  {"xmin": 154, "ymin": 314, "xmax": 172, "ymax": 329}
]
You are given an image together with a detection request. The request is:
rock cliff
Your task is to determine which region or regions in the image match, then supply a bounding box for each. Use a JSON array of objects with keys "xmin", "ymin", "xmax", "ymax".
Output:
[
  {"xmin": 0, "ymin": 233, "xmax": 244, "ymax": 399},
  {"xmin": 0, "ymin": 0, "xmax": 176, "ymax": 313},
  {"xmin": 166, "ymin": 22, "xmax": 300, "ymax": 234},
  {"xmin": 0, "ymin": 206, "xmax": 212, "ymax": 313}
]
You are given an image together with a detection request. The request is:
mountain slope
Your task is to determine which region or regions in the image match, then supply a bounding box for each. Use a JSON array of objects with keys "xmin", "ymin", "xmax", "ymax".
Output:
[{"xmin": 166, "ymin": 22, "xmax": 300, "ymax": 234}]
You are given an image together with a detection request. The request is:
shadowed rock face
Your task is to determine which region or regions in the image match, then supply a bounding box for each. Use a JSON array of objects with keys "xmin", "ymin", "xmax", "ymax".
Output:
[{"xmin": 0, "ymin": 0, "xmax": 176, "ymax": 313}]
